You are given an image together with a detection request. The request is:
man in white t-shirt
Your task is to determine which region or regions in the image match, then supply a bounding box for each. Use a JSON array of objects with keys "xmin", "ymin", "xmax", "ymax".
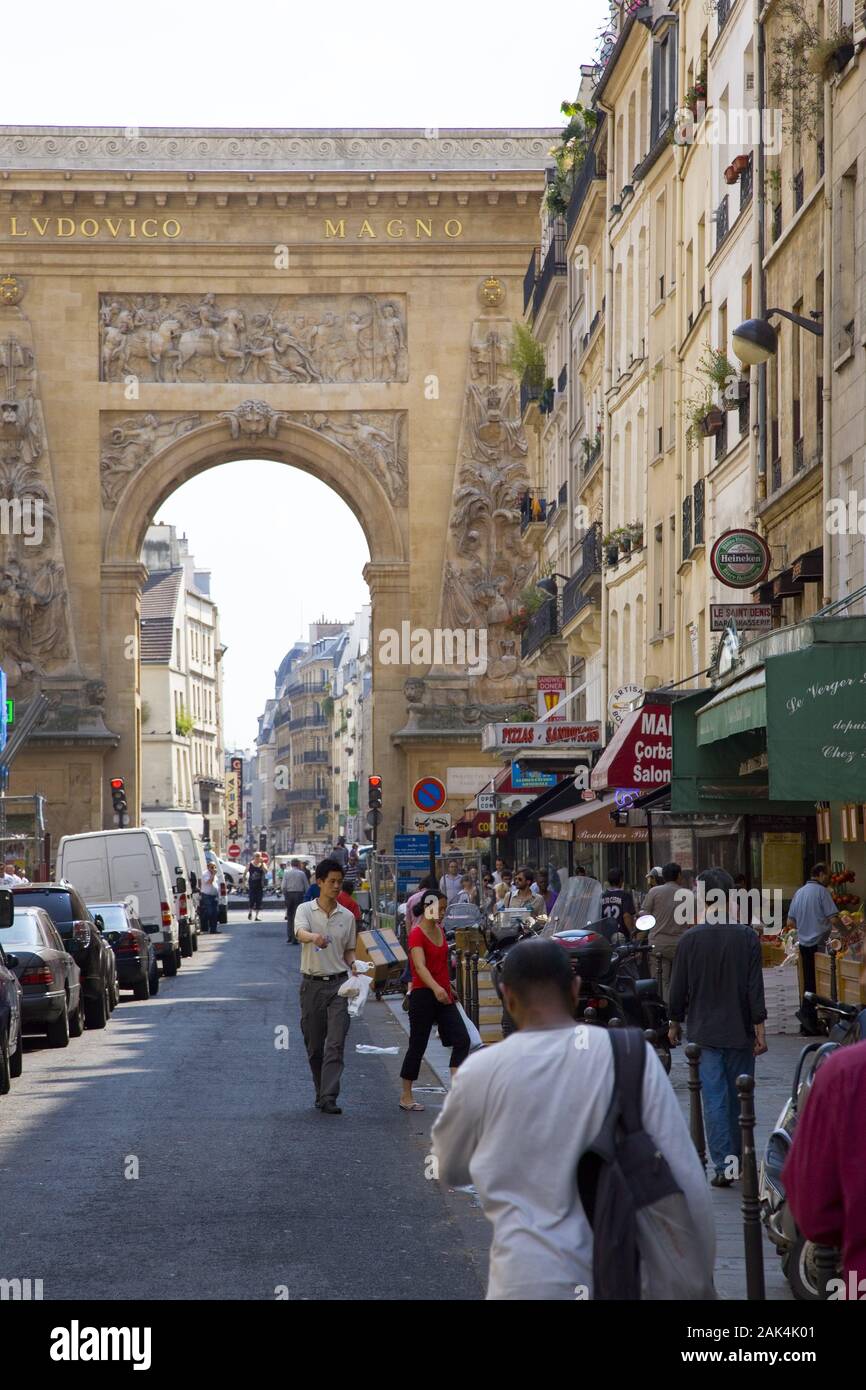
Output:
[{"xmin": 431, "ymin": 938, "xmax": 714, "ymax": 1300}]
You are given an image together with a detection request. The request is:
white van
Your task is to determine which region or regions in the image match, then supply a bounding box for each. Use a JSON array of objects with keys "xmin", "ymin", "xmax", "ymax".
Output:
[
  {"xmin": 166, "ymin": 828, "xmax": 208, "ymax": 898},
  {"xmin": 56, "ymin": 828, "xmax": 182, "ymax": 976},
  {"xmin": 153, "ymin": 829, "xmax": 198, "ymax": 957}
]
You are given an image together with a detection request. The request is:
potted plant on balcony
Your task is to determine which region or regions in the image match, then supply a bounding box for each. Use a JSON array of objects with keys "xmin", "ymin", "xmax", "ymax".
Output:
[
  {"xmin": 723, "ymin": 163, "xmax": 739, "ymax": 184},
  {"xmin": 509, "ymin": 323, "xmax": 547, "ymax": 404},
  {"xmin": 544, "ymin": 98, "xmax": 599, "ymax": 217},
  {"xmin": 505, "ymin": 584, "xmax": 550, "ymax": 635},
  {"xmin": 806, "ymin": 26, "xmax": 854, "ymax": 78},
  {"xmin": 602, "ymin": 531, "xmax": 621, "ymax": 566},
  {"xmin": 685, "ymin": 68, "xmax": 707, "ymax": 117},
  {"xmin": 625, "ymin": 521, "xmax": 644, "ymax": 550},
  {"xmin": 732, "ymin": 153, "xmax": 750, "ymax": 175}
]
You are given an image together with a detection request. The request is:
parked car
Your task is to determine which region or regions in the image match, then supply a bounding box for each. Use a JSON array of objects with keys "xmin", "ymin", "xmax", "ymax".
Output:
[
  {"xmin": 0, "ymin": 890, "xmax": 24, "ymax": 1091},
  {"xmin": 10, "ymin": 884, "xmax": 117, "ymax": 1029},
  {"xmin": 153, "ymin": 830, "xmax": 197, "ymax": 957},
  {"xmin": 213, "ymin": 855, "xmax": 243, "ymax": 891},
  {"xmin": 89, "ymin": 899, "xmax": 160, "ymax": 1001},
  {"xmin": 56, "ymin": 829, "xmax": 181, "ymax": 977},
  {"xmin": 0, "ymin": 904, "xmax": 84, "ymax": 1046}
]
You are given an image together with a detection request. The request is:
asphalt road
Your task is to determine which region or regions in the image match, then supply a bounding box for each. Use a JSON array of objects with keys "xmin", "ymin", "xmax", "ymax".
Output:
[{"xmin": 0, "ymin": 908, "xmax": 489, "ymax": 1301}]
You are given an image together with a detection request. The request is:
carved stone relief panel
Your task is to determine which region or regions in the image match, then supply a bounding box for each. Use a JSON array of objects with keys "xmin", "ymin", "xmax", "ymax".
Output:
[
  {"xmin": 0, "ymin": 279, "xmax": 78, "ymax": 695},
  {"xmin": 99, "ymin": 292, "xmax": 408, "ymax": 384},
  {"xmin": 99, "ymin": 405, "xmax": 408, "ymax": 508}
]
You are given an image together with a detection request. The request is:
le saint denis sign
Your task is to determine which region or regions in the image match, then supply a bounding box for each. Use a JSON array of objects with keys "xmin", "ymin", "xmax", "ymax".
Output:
[{"xmin": 0, "ymin": 216, "xmax": 465, "ymax": 241}]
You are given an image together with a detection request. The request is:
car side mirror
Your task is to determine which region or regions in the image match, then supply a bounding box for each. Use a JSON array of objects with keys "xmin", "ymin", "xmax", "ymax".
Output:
[
  {"xmin": 5, "ymin": 953, "xmax": 19, "ymax": 970},
  {"xmin": 0, "ymin": 889, "xmax": 13, "ymax": 930}
]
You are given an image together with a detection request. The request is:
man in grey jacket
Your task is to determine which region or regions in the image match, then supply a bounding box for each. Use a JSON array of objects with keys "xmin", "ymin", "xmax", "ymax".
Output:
[{"xmin": 282, "ymin": 859, "xmax": 308, "ymax": 943}]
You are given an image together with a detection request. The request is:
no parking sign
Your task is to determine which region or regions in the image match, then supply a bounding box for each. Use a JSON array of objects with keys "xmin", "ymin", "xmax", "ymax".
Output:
[{"xmin": 412, "ymin": 776, "xmax": 447, "ymax": 813}]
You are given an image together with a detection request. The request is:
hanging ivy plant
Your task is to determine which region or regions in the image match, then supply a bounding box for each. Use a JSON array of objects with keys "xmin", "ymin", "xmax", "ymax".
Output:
[
  {"xmin": 767, "ymin": 1, "xmax": 826, "ymax": 139},
  {"xmin": 509, "ymin": 323, "xmax": 547, "ymax": 391},
  {"xmin": 544, "ymin": 99, "xmax": 600, "ymax": 217}
]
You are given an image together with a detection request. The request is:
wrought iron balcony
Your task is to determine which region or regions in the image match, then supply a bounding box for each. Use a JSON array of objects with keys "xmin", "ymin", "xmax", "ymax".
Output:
[
  {"xmin": 524, "ymin": 248, "xmax": 539, "ymax": 313},
  {"xmin": 715, "ymin": 194, "xmax": 729, "ymax": 250},
  {"xmin": 558, "ymin": 364, "xmax": 568, "ymax": 394},
  {"xmin": 682, "ymin": 495, "xmax": 692, "ymax": 562},
  {"xmin": 533, "ymin": 221, "xmax": 567, "ymax": 318},
  {"xmin": 772, "ymin": 202, "xmax": 782, "ymax": 242},
  {"xmin": 694, "ymin": 478, "xmax": 705, "ymax": 547},
  {"xmin": 285, "ymin": 678, "xmax": 329, "ymax": 698},
  {"xmin": 793, "ymin": 168, "xmax": 804, "ymax": 212},
  {"xmin": 519, "ymin": 494, "xmax": 547, "ymax": 532},
  {"xmin": 283, "ymin": 788, "xmax": 329, "ymax": 805},
  {"xmin": 565, "ymin": 137, "xmax": 603, "ymax": 238},
  {"xmin": 714, "ymin": 413, "xmax": 728, "ymax": 460},
  {"xmin": 520, "ymin": 597, "xmax": 559, "ymax": 659},
  {"xmin": 520, "ymin": 371, "xmax": 541, "ymax": 416},
  {"xmin": 302, "ymin": 749, "xmax": 329, "ymax": 764},
  {"xmin": 288, "ymin": 714, "xmax": 328, "ymax": 731},
  {"xmin": 739, "ymin": 152, "xmax": 753, "ymax": 210},
  {"xmin": 561, "ymin": 523, "xmax": 602, "ymax": 627},
  {"xmin": 717, "ymin": 0, "xmax": 732, "ymax": 28}
]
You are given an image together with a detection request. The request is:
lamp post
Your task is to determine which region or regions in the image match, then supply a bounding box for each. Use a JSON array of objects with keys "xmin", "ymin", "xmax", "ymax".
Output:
[{"xmin": 731, "ymin": 308, "xmax": 823, "ymax": 366}]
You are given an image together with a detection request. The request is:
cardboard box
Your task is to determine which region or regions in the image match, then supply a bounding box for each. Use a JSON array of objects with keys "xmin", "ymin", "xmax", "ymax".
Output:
[{"xmin": 355, "ymin": 927, "xmax": 408, "ymax": 985}]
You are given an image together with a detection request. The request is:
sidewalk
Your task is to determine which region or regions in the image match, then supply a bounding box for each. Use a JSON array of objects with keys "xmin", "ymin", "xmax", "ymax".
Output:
[{"xmin": 384, "ymin": 998, "xmax": 800, "ymax": 1301}]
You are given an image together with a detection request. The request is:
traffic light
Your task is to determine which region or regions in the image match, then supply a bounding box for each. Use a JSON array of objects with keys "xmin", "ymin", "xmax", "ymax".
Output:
[
  {"xmin": 259, "ymin": 831, "xmax": 267, "ymax": 851},
  {"xmin": 368, "ymin": 775, "xmax": 383, "ymax": 811},
  {"xmin": 110, "ymin": 777, "xmax": 128, "ymax": 827}
]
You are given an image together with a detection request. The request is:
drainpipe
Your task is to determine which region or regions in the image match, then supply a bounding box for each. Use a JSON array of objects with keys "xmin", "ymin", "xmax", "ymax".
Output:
[
  {"xmin": 755, "ymin": 2, "xmax": 767, "ymax": 505},
  {"xmin": 674, "ymin": 11, "xmax": 687, "ymax": 683},
  {"xmin": 598, "ymin": 95, "xmax": 615, "ymax": 717},
  {"xmin": 822, "ymin": 59, "xmax": 833, "ymax": 604}
]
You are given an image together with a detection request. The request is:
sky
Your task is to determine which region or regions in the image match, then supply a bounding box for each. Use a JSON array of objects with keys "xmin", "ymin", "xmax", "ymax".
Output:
[{"xmin": 4, "ymin": 0, "xmax": 610, "ymax": 746}]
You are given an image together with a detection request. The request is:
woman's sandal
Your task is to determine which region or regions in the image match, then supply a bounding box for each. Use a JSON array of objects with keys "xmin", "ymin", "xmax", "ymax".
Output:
[{"xmin": 399, "ymin": 1101, "xmax": 425, "ymax": 1112}]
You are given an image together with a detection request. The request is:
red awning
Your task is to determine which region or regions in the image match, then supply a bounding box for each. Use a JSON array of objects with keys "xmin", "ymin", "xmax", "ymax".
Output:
[{"xmin": 590, "ymin": 703, "xmax": 672, "ymax": 792}]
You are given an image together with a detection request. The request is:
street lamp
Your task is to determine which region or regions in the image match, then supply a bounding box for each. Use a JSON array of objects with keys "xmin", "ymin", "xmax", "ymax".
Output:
[{"xmin": 732, "ymin": 308, "xmax": 823, "ymax": 366}]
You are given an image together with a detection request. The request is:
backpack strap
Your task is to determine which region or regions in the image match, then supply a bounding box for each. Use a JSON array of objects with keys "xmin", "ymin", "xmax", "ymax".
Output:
[{"xmin": 608, "ymin": 1028, "xmax": 647, "ymax": 1136}]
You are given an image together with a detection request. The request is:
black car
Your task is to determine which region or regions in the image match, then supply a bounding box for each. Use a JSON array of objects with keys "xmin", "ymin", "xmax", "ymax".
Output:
[
  {"xmin": 0, "ymin": 904, "xmax": 85, "ymax": 1046},
  {"xmin": 11, "ymin": 884, "xmax": 117, "ymax": 1030},
  {"xmin": 0, "ymin": 890, "xmax": 24, "ymax": 1091},
  {"xmin": 89, "ymin": 900, "xmax": 159, "ymax": 1000}
]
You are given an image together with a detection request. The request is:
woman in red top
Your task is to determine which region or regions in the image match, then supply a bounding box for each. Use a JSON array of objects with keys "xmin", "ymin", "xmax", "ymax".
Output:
[{"xmin": 399, "ymin": 893, "xmax": 471, "ymax": 1112}]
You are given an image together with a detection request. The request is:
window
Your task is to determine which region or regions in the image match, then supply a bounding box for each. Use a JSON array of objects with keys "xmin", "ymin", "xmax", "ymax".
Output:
[
  {"xmin": 835, "ymin": 164, "xmax": 857, "ymax": 359},
  {"xmin": 654, "ymin": 522, "xmax": 664, "ymax": 634},
  {"xmin": 654, "ymin": 193, "xmax": 667, "ymax": 303}
]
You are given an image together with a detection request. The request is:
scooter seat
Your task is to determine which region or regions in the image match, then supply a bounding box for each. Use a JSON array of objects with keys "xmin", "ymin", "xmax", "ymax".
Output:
[{"xmin": 634, "ymin": 978, "xmax": 662, "ymax": 1001}]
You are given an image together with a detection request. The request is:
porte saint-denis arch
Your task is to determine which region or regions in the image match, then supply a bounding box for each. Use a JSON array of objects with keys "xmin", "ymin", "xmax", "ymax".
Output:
[{"xmin": 0, "ymin": 127, "xmax": 553, "ymax": 847}]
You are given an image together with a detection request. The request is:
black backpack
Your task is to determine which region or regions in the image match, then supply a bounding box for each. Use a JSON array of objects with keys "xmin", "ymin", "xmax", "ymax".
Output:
[{"xmin": 577, "ymin": 1028, "xmax": 715, "ymax": 1300}]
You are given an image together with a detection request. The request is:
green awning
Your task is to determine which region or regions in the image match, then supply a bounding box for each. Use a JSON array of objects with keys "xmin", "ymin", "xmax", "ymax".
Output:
[
  {"xmin": 696, "ymin": 670, "xmax": 767, "ymax": 746},
  {"xmin": 766, "ymin": 635, "xmax": 866, "ymax": 799}
]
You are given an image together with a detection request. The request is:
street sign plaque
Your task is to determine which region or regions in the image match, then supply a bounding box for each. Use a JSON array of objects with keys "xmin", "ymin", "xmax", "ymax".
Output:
[
  {"xmin": 477, "ymin": 792, "xmax": 499, "ymax": 811},
  {"xmin": 412, "ymin": 812, "xmax": 452, "ymax": 832}
]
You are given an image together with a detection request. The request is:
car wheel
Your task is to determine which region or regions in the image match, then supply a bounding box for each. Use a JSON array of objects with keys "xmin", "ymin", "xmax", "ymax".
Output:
[
  {"xmin": 85, "ymin": 986, "xmax": 109, "ymax": 1030},
  {"xmin": 0, "ymin": 1028, "xmax": 10, "ymax": 1095},
  {"xmin": 148, "ymin": 960, "xmax": 160, "ymax": 996},
  {"xmin": 9, "ymin": 1025, "xmax": 23, "ymax": 1078},
  {"xmin": 69, "ymin": 995, "xmax": 85, "ymax": 1037},
  {"xmin": 132, "ymin": 969, "xmax": 150, "ymax": 1001},
  {"xmin": 786, "ymin": 1235, "xmax": 821, "ymax": 1301},
  {"xmin": 162, "ymin": 951, "xmax": 178, "ymax": 978},
  {"xmin": 175, "ymin": 947, "xmax": 182, "ymax": 969},
  {"xmin": 46, "ymin": 1001, "xmax": 70, "ymax": 1049},
  {"xmin": 191, "ymin": 930, "xmax": 199, "ymax": 953},
  {"xmin": 180, "ymin": 934, "xmax": 193, "ymax": 959},
  {"xmin": 109, "ymin": 973, "xmax": 119, "ymax": 1011}
]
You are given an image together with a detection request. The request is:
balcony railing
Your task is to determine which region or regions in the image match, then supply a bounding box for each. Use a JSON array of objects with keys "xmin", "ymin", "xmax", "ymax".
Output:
[
  {"xmin": 565, "ymin": 136, "xmax": 603, "ymax": 238},
  {"xmin": 558, "ymin": 480, "xmax": 568, "ymax": 508},
  {"xmin": 302, "ymin": 749, "xmax": 329, "ymax": 764},
  {"xmin": 739, "ymin": 152, "xmax": 753, "ymax": 210},
  {"xmin": 283, "ymin": 788, "xmax": 329, "ymax": 805},
  {"xmin": 557, "ymin": 364, "xmax": 568, "ymax": 394},
  {"xmin": 288, "ymin": 714, "xmax": 328, "ymax": 731},
  {"xmin": 694, "ymin": 478, "xmax": 705, "ymax": 547},
  {"xmin": 521, "ymin": 597, "xmax": 559, "ymax": 659},
  {"xmin": 520, "ymin": 371, "xmax": 541, "ymax": 416},
  {"xmin": 580, "ymin": 434, "xmax": 603, "ymax": 477},
  {"xmin": 771, "ymin": 455, "xmax": 782, "ymax": 492},
  {"xmin": 717, "ymin": 0, "xmax": 732, "ymax": 28},
  {"xmin": 772, "ymin": 202, "xmax": 782, "ymax": 242},
  {"xmin": 533, "ymin": 222, "xmax": 567, "ymax": 318},
  {"xmin": 794, "ymin": 437, "xmax": 805, "ymax": 473},
  {"xmin": 519, "ymin": 494, "xmax": 547, "ymax": 532},
  {"xmin": 523, "ymin": 248, "xmax": 539, "ymax": 312},
  {"xmin": 682, "ymin": 495, "xmax": 692, "ymax": 562},
  {"xmin": 561, "ymin": 523, "xmax": 602, "ymax": 626},
  {"xmin": 818, "ymin": 139, "xmax": 825, "ymax": 178},
  {"xmin": 714, "ymin": 413, "xmax": 728, "ymax": 460},
  {"xmin": 285, "ymin": 678, "xmax": 329, "ymax": 698},
  {"xmin": 715, "ymin": 194, "xmax": 729, "ymax": 250},
  {"xmin": 793, "ymin": 168, "xmax": 804, "ymax": 212}
]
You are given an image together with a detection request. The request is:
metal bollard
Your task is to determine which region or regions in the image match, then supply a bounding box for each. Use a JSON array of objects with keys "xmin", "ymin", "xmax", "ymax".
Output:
[
  {"xmin": 736, "ymin": 1074, "xmax": 766, "ymax": 1302},
  {"xmin": 584, "ymin": 1005, "xmax": 598, "ymax": 1025},
  {"xmin": 685, "ymin": 1043, "xmax": 707, "ymax": 1171},
  {"xmin": 655, "ymin": 949, "xmax": 665, "ymax": 997},
  {"xmin": 828, "ymin": 942, "xmax": 839, "ymax": 1004},
  {"xmin": 608, "ymin": 1016, "xmax": 623, "ymax": 1027},
  {"xmin": 455, "ymin": 949, "xmax": 465, "ymax": 1008},
  {"xmin": 813, "ymin": 1245, "xmax": 839, "ymax": 1300},
  {"xmin": 469, "ymin": 952, "xmax": 480, "ymax": 1027}
]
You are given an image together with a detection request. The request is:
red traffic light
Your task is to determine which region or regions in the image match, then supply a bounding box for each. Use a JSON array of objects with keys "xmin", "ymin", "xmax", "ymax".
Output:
[
  {"xmin": 110, "ymin": 778, "xmax": 125, "ymax": 790},
  {"xmin": 368, "ymin": 776, "xmax": 382, "ymax": 788}
]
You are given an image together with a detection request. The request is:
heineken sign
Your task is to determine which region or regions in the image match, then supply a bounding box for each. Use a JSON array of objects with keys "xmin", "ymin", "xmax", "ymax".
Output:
[{"xmin": 710, "ymin": 529, "xmax": 771, "ymax": 589}]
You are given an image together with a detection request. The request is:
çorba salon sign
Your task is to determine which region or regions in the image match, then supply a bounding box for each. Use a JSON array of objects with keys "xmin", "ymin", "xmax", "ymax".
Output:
[{"xmin": 766, "ymin": 642, "xmax": 866, "ymax": 800}]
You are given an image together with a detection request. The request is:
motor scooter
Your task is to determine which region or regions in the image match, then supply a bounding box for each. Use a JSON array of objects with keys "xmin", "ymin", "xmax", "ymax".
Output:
[{"xmin": 759, "ymin": 993, "xmax": 865, "ymax": 1300}]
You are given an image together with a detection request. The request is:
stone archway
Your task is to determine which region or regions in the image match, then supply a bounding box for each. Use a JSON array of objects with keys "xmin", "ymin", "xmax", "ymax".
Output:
[{"xmin": 100, "ymin": 405, "xmax": 409, "ymax": 837}]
